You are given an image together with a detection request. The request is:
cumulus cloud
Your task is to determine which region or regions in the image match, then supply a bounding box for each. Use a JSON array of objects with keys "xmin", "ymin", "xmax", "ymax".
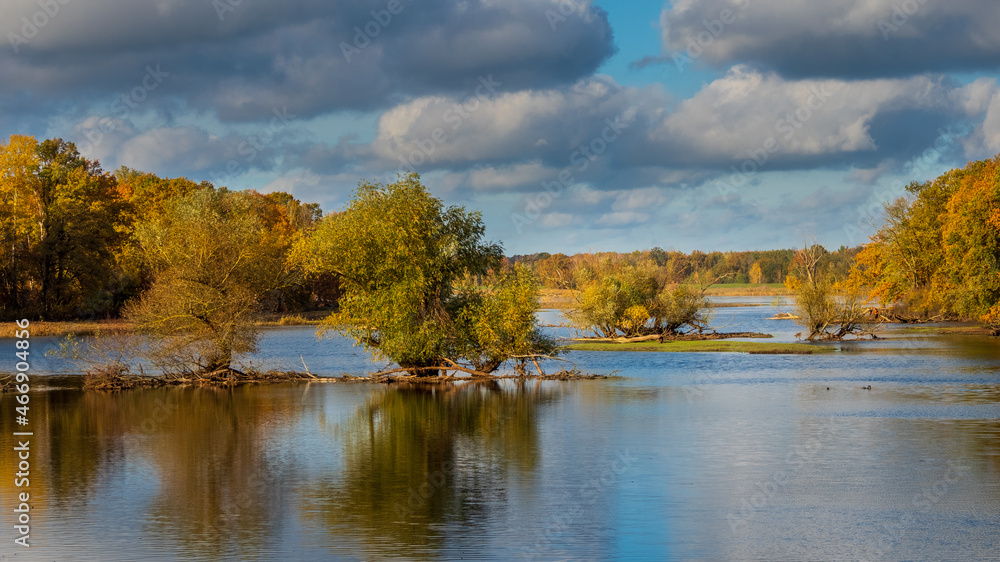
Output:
[
  {"xmin": 659, "ymin": 0, "xmax": 1000, "ymax": 78},
  {"xmin": 351, "ymin": 68, "xmax": 997, "ymax": 185},
  {"xmin": 0, "ymin": 0, "xmax": 615, "ymax": 123},
  {"xmin": 367, "ymin": 75, "xmax": 654, "ymax": 171}
]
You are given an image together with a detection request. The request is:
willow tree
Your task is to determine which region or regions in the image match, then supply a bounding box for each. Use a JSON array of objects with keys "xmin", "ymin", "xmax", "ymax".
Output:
[
  {"xmin": 126, "ymin": 189, "xmax": 287, "ymax": 373},
  {"xmin": 293, "ymin": 173, "xmax": 554, "ymax": 376},
  {"xmin": 569, "ymin": 259, "xmax": 711, "ymax": 338},
  {"xmin": 788, "ymin": 242, "xmax": 878, "ymax": 341}
]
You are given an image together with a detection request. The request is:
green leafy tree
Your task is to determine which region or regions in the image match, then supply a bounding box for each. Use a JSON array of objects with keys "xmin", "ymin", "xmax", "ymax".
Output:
[
  {"xmin": 293, "ymin": 173, "xmax": 554, "ymax": 376},
  {"xmin": 569, "ymin": 260, "xmax": 711, "ymax": 338},
  {"xmin": 455, "ymin": 266, "xmax": 558, "ymax": 373}
]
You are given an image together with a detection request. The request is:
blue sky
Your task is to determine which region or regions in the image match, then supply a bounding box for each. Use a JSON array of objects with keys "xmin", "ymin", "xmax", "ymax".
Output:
[{"xmin": 3, "ymin": 0, "xmax": 999, "ymax": 255}]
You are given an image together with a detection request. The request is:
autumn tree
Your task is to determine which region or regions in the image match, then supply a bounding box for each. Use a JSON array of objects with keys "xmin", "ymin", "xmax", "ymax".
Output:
[
  {"xmin": 292, "ymin": 173, "xmax": 555, "ymax": 377},
  {"xmin": 939, "ymin": 157, "xmax": 1000, "ymax": 333},
  {"xmin": 569, "ymin": 259, "xmax": 712, "ymax": 338},
  {"xmin": 127, "ymin": 189, "xmax": 288, "ymax": 373},
  {"xmin": 789, "ymin": 242, "xmax": 877, "ymax": 341},
  {"xmin": 749, "ymin": 262, "xmax": 763, "ymax": 285},
  {"xmin": 534, "ymin": 253, "xmax": 574, "ymax": 289},
  {"xmin": 0, "ymin": 135, "xmax": 39, "ymax": 317},
  {"xmin": 849, "ymin": 156, "xmax": 1000, "ymax": 332},
  {"xmin": 0, "ymin": 135, "xmax": 126, "ymax": 319}
]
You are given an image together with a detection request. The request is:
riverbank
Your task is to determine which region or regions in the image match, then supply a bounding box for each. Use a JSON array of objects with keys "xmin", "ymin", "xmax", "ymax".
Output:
[
  {"xmin": 563, "ymin": 340, "xmax": 833, "ymax": 354},
  {"xmin": 539, "ymin": 284, "xmax": 792, "ymax": 309},
  {"xmin": 701, "ymin": 283, "xmax": 791, "ymax": 296},
  {"xmin": 0, "ymin": 311, "xmax": 330, "ymax": 338}
]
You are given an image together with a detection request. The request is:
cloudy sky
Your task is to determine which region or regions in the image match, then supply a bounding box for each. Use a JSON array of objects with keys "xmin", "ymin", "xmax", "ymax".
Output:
[{"xmin": 3, "ymin": 0, "xmax": 999, "ymax": 254}]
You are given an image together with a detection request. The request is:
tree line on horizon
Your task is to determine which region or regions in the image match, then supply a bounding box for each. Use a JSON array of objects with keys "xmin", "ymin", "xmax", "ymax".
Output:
[
  {"xmin": 512, "ymin": 246, "xmax": 861, "ymax": 290},
  {"xmin": 3, "ymin": 133, "xmax": 997, "ymax": 377}
]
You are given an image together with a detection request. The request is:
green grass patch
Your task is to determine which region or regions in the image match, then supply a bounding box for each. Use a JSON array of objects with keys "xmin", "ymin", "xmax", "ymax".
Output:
[
  {"xmin": 562, "ymin": 340, "xmax": 833, "ymax": 354},
  {"xmin": 897, "ymin": 325, "xmax": 994, "ymax": 335},
  {"xmin": 707, "ymin": 283, "xmax": 785, "ymax": 289},
  {"xmin": 702, "ymin": 283, "xmax": 792, "ymax": 296}
]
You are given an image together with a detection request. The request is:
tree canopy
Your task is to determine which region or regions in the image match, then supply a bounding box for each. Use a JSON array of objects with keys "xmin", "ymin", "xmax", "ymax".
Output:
[
  {"xmin": 293, "ymin": 173, "xmax": 555, "ymax": 376},
  {"xmin": 850, "ymin": 156, "xmax": 1000, "ymax": 332},
  {"xmin": 568, "ymin": 259, "xmax": 712, "ymax": 338},
  {"xmin": 126, "ymin": 189, "xmax": 290, "ymax": 372}
]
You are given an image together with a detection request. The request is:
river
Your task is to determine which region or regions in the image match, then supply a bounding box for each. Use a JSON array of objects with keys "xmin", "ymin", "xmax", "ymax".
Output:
[{"xmin": 1, "ymin": 298, "xmax": 998, "ymax": 560}]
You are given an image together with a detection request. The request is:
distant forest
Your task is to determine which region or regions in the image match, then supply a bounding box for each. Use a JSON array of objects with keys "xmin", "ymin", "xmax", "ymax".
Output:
[{"xmin": 511, "ymin": 246, "xmax": 862, "ymax": 289}]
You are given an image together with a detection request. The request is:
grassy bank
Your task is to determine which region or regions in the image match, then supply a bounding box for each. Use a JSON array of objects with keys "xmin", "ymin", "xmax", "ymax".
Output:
[
  {"xmin": 539, "ymin": 284, "xmax": 792, "ymax": 310},
  {"xmin": 0, "ymin": 320, "xmax": 131, "ymax": 338},
  {"xmin": 0, "ymin": 311, "xmax": 332, "ymax": 338},
  {"xmin": 702, "ymin": 283, "xmax": 792, "ymax": 296},
  {"xmin": 539, "ymin": 288, "xmax": 579, "ymax": 309},
  {"xmin": 897, "ymin": 325, "xmax": 998, "ymax": 336},
  {"xmin": 563, "ymin": 340, "xmax": 833, "ymax": 354}
]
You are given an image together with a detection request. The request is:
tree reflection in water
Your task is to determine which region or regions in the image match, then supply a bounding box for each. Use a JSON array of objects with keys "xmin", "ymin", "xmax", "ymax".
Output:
[{"xmin": 302, "ymin": 379, "xmax": 561, "ymax": 557}]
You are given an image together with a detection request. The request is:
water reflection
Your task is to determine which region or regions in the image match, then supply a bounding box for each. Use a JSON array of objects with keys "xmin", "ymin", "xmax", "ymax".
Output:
[
  {"xmin": 141, "ymin": 386, "xmax": 300, "ymax": 558},
  {"xmin": 2, "ymin": 300, "xmax": 999, "ymax": 559},
  {"xmin": 301, "ymin": 380, "xmax": 559, "ymax": 558}
]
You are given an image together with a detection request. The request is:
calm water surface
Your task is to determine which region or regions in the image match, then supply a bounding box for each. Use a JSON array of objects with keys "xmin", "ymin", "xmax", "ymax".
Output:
[{"xmin": 1, "ymin": 299, "xmax": 999, "ymax": 560}]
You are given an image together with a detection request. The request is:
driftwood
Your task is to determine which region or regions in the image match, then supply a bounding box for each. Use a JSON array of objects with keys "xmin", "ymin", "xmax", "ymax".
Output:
[{"xmin": 370, "ymin": 354, "xmax": 587, "ymax": 381}]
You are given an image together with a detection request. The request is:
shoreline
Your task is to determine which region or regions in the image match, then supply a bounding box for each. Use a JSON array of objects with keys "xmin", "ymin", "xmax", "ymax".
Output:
[
  {"xmin": 0, "ymin": 312, "xmax": 331, "ymax": 338},
  {"xmin": 563, "ymin": 340, "xmax": 834, "ymax": 354}
]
